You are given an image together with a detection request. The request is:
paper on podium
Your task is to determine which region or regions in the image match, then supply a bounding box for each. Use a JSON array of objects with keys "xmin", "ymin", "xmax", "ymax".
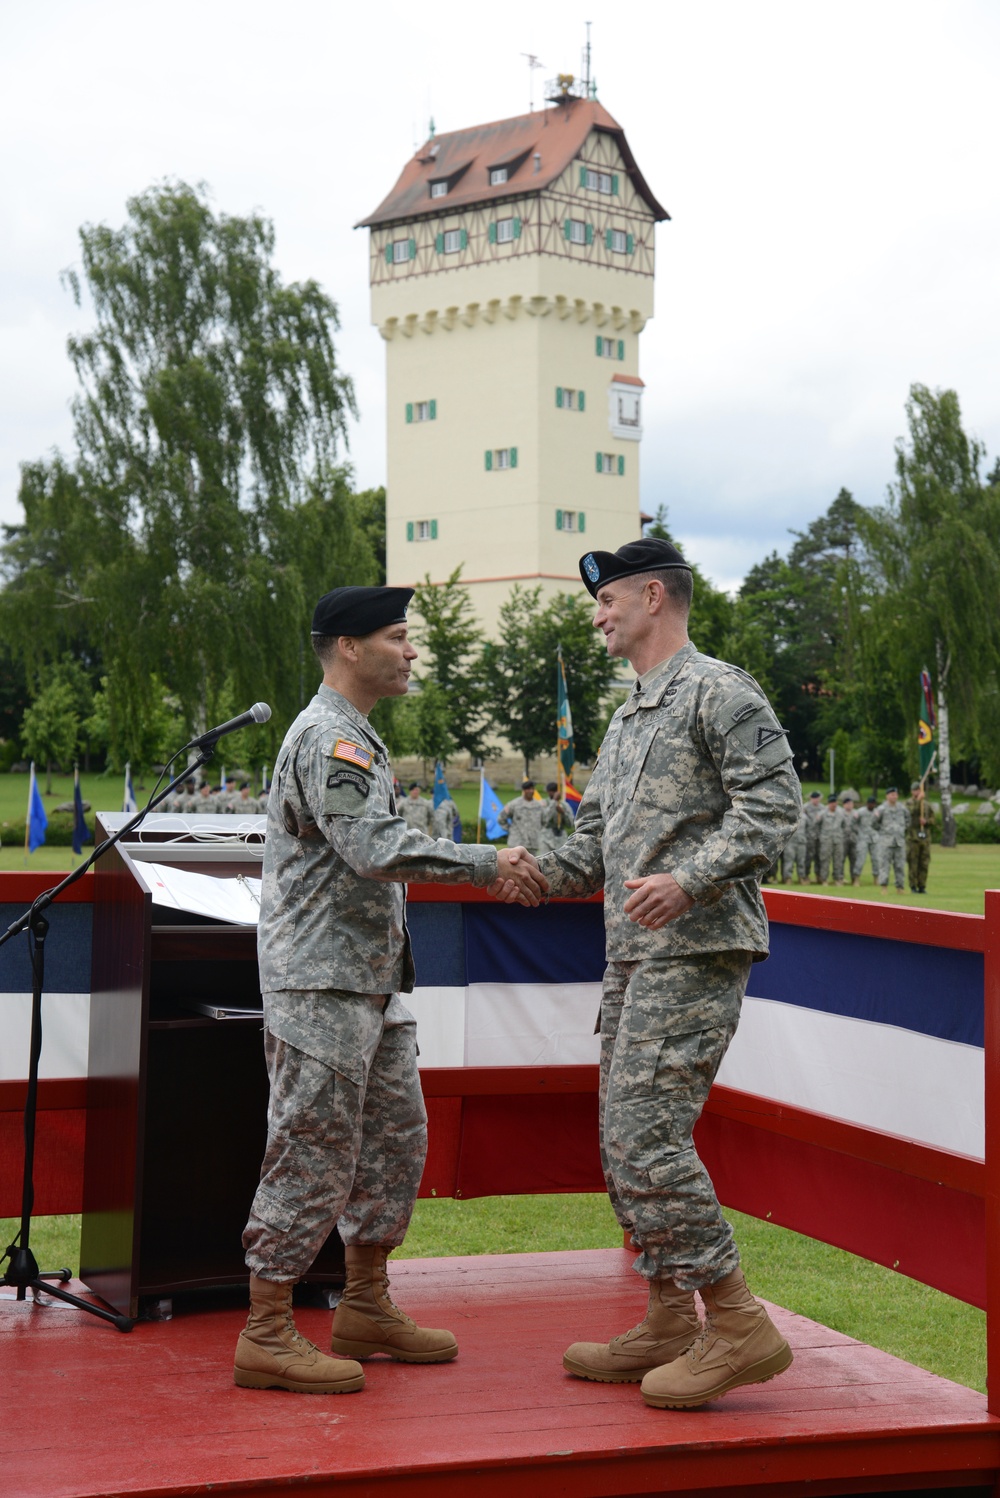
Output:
[{"xmin": 136, "ymin": 861, "xmax": 262, "ymax": 925}]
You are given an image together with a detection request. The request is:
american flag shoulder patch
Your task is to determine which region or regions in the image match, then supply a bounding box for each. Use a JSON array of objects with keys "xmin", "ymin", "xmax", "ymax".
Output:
[{"xmin": 332, "ymin": 739, "xmax": 374, "ymax": 771}]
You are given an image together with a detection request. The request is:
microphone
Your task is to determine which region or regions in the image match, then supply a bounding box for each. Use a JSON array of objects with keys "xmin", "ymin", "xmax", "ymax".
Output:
[{"xmin": 190, "ymin": 702, "xmax": 272, "ymax": 748}]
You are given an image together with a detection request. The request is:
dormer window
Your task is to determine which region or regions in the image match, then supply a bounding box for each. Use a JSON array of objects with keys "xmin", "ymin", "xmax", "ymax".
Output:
[
  {"xmin": 490, "ymin": 167, "xmax": 508, "ymax": 186},
  {"xmin": 430, "ymin": 181, "xmax": 448, "ymax": 199}
]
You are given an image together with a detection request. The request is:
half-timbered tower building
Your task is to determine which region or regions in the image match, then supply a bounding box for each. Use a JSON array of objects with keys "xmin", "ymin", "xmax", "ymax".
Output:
[{"xmin": 357, "ymin": 84, "xmax": 668, "ymax": 633}]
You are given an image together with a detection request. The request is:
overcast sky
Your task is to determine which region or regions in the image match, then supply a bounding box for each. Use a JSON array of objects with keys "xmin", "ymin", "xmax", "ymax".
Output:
[{"xmin": 3, "ymin": 0, "xmax": 998, "ymax": 591}]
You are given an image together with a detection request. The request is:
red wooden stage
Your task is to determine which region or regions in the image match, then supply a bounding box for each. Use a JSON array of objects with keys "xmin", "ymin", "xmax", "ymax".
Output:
[
  {"xmin": 3, "ymin": 874, "xmax": 1000, "ymax": 1497},
  {"xmin": 4, "ymin": 1250, "xmax": 997, "ymax": 1498}
]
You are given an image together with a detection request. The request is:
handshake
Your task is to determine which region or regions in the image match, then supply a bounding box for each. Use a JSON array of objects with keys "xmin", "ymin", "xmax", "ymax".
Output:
[{"xmin": 487, "ymin": 847, "xmax": 549, "ymax": 907}]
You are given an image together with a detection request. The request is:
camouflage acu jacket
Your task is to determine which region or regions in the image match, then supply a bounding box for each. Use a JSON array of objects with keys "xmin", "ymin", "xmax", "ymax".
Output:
[
  {"xmin": 257, "ymin": 685, "xmax": 498, "ymax": 995},
  {"xmin": 537, "ymin": 642, "xmax": 800, "ymax": 960}
]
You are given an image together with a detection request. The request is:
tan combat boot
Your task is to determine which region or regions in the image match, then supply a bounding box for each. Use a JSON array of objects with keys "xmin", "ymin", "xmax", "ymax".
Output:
[
  {"xmin": 562, "ymin": 1279, "xmax": 700, "ymax": 1383},
  {"xmin": 331, "ymin": 1245, "xmax": 458, "ymax": 1363},
  {"xmin": 640, "ymin": 1267, "xmax": 792, "ymax": 1408},
  {"xmin": 234, "ymin": 1275, "xmax": 365, "ymax": 1393}
]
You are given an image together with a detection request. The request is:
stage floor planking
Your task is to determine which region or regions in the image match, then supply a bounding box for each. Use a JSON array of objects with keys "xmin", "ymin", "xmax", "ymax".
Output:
[{"xmin": 3, "ymin": 1248, "xmax": 999, "ymax": 1498}]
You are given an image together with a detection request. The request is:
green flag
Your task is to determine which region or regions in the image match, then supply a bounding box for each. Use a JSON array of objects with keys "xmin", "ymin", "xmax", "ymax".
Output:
[
  {"xmin": 557, "ymin": 646, "xmax": 575, "ymax": 778},
  {"xmin": 918, "ymin": 668, "xmax": 937, "ymax": 778}
]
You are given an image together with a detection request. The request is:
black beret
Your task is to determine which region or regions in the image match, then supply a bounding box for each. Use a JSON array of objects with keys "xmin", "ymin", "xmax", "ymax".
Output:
[
  {"xmin": 312, "ymin": 585, "xmax": 414, "ymax": 637},
  {"xmin": 579, "ymin": 538, "xmax": 692, "ymax": 598},
  {"xmin": 827, "ymin": 794, "xmax": 838, "ymax": 803},
  {"xmin": 886, "ymin": 785, "xmax": 898, "ymax": 794},
  {"xmin": 521, "ymin": 779, "xmax": 535, "ymax": 789}
]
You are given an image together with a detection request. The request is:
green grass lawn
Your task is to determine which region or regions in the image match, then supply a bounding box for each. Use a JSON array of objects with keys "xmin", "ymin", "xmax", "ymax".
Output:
[{"xmin": 3, "ymin": 1199, "xmax": 984, "ymax": 1392}]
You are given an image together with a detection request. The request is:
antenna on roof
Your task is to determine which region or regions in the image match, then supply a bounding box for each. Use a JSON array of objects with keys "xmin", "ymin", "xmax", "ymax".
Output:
[
  {"xmin": 521, "ymin": 53, "xmax": 544, "ymax": 112},
  {"xmin": 584, "ymin": 22, "xmax": 592, "ymax": 97}
]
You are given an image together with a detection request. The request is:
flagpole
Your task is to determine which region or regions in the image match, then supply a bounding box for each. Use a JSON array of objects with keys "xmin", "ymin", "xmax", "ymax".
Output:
[
  {"xmin": 477, "ymin": 766, "xmax": 483, "ymax": 844},
  {"xmin": 24, "ymin": 764, "xmax": 31, "ymax": 867}
]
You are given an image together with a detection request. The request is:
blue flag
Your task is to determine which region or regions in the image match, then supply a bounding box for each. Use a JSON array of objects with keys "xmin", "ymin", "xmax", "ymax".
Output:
[
  {"xmin": 479, "ymin": 773, "xmax": 505, "ymax": 840},
  {"xmin": 72, "ymin": 767, "xmax": 91, "ymax": 856},
  {"xmin": 432, "ymin": 761, "xmax": 449, "ymax": 808},
  {"xmin": 27, "ymin": 763, "xmax": 48, "ymax": 853}
]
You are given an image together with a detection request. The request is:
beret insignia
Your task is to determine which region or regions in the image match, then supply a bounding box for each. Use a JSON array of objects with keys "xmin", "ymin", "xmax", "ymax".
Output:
[{"xmin": 583, "ymin": 553, "xmax": 600, "ymax": 584}]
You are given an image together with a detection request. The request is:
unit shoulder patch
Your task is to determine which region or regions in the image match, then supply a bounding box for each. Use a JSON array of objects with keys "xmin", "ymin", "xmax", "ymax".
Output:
[
  {"xmin": 754, "ymin": 724, "xmax": 788, "ymax": 752},
  {"xmin": 331, "ymin": 738, "xmax": 374, "ymax": 772}
]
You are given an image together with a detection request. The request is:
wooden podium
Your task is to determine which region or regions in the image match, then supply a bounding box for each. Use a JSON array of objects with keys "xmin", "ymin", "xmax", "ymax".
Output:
[{"xmin": 80, "ymin": 814, "xmax": 343, "ymax": 1318}]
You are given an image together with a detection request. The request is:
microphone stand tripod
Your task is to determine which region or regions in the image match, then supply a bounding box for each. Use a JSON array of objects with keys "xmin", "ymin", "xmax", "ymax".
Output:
[{"xmin": 0, "ymin": 739, "xmax": 222, "ymax": 1331}]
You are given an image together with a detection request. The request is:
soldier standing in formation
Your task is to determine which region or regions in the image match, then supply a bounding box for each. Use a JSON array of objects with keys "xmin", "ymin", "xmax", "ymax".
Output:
[
  {"xmin": 399, "ymin": 782, "xmax": 434, "ymax": 834},
  {"xmin": 852, "ymin": 795, "xmax": 880, "ymax": 884},
  {"xmin": 538, "ymin": 538, "xmax": 800, "ymax": 1411},
  {"xmin": 873, "ymin": 786, "xmax": 909, "ymax": 891},
  {"xmin": 803, "ymin": 791, "xmax": 824, "ymax": 882},
  {"xmin": 236, "ymin": 585, "xmax": 547, "ymax": 1395},
  {"xmin": 499, "ymin": 779, "xmax": 545, "ymax": 853},
  {"xmin": 539, "ymin": 780, "xmax": 572, "ymax": 853},
  {"xmin": 838, "ymin": 794, "xmax": 858, "ymax": 885},
  {"xmin": 432, "ymin": 792, "xmax": 461, "ymax": 841},
  {"xmin": 816, "ymin": 795, "xmax": 846, "ymax": 885},
  {"xmin": 906, "ymin": 780, "xmax": 935, "ymax": 892},
  {"xmin": 780, "ymin": 798, "xmax": 809, "ymax": 884}
]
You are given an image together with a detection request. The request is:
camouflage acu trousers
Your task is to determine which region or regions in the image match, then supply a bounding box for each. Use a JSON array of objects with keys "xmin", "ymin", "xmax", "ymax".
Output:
[
  {"xmin": 243, "ymin": 990, "xmax": 427, "ymax": 1281},
  {"xmin": 599, "ymin": 951, "xmax": 751, "ymax": 1291}
]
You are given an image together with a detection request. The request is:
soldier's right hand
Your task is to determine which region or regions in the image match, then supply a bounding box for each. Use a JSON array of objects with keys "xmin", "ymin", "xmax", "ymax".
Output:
[{"xmin": 489, "ymin": 847, "xmax": 549, "ymax": 907}]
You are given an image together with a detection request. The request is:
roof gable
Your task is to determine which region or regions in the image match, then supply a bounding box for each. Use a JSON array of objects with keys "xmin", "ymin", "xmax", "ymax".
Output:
[{"xmin": 356, "ymin": 99, "xmax": 668, "ymax": 228}]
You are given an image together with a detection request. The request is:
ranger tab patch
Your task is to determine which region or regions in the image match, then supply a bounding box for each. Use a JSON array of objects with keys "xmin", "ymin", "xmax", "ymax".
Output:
[
  {"xmin": 332, "ymin": 739, "xmax": 373, "ymax": 771},
  {"xmin": 730, "ymin": 701, "xmax": 759, "ymax": 725}
]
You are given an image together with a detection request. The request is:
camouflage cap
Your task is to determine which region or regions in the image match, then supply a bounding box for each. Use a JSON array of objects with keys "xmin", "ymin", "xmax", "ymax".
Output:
[{"xmin": 579, "ymin": 538, "xmax": 692, "ymax": 598}]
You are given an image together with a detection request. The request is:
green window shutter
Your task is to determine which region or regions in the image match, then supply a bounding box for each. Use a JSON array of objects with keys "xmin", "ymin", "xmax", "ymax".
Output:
[
  {"xmin": 618, "ymin": 455, "xmax": 625, "ymax": 475},
  {"xmin": 409, "ymin": 237, "xmax": 416, "ymax": 259},
  {"xmin": 406, "ymin": 521, "xmax": 414, "ymax": 541},
  {"xmin": 384, "ymin": 242, "xmax": 393, "ymax": 265},
  {"xmin": 435, "ymin": 232, "xmax": 444, "ymax": 253},
  {"xmin": 579, "ymin": 166, "xmax": 587, "ymax": 188},
  {"xmin": 510, "ymin": 446, "xmax": 518, "ymax": 468},
  {"xmin": 485, "ymin": 450, "xmax": 492, "ymax": 471},
  {"xmin": 596, "ymin": 452, "xmax": 602, "ymax": 474},
  {"xmin": 564, "ymin": 219, "xmax": 572, "ymax": 241},
  {"xmin": 595, "ymin": 335, "xmax": 602, "ymax": 356},
  {"xmin": 488, "ymin": 221, "xmax": 497, "ymax": 244},
  {"xmin": 556, "ymin": 386, "xmax": 563, "ymax": 408},
  {"xmin": 460, "ymin": 228, "xmax": 468, "ymax": 250},
  {"xmin": 556, "ymin": 509, "xmax": 563, "ymax": 530},
  {"xmin": 626, "ymin": 233, "xmax": 634, "ymax": 255},
  {"xmin": 585, "ymin": 222, "xmax": 593, "ymax": 246},
  {"xmin": 612, "ymin": 173, "xmax": 619, "ymax": 195},
  {"xmin": 617, "ymin": 339, "xmax": 625, "ymax": 360},
  {"xmin": 578, "ymin": 390, "xmax": 585, "ymax": 412},
  {"xmin": 513, "ymin": 217, "xmax": 521, "ymax": 238},
  {"xmin": 429, "ymin": 399, "xmax": 437, "ymax": 420},
  {"xmin": 605, "ymin": 228, "xmax": 613, "ymax": 250},
  {"xmin": 405, "ymin": 403, "xmax": 413, "ymax": 424},
  {"xmin": 430, "ymin": 519, "xmax": 438, "ymax": 539},
  {"xmin": 578, "ymin": 512, "xmax": 586, "ymax": 533}
]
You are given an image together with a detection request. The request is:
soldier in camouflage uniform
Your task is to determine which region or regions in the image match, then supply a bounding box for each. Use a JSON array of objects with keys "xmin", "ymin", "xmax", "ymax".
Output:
[
  {"xmin": 873, "ymin": 785, "xmax": 909, "ymax": 891},
  {"xmin": 537, "ymin": 538, "xmax": 799, "ymax": 1411},
  {"xmin": 852, "ymin": 796, "xmax": 880, "ymax": 884},
  {"xmin": 539, "ymin": 781, "xmax": 572, "ymax": 853},
  {"xmin": 815, "ymin": 795, "xmax": 846, "ymax": 885},
  {"xmin": 399, "ymin": 783, "xmax": 434, "ymax": 835},
  {"xmin": 236, "ymin": 585, "xmax": 548, "ymax": 1396},
  {"xmin": 803, "ymin": 791, "xmax": 823, "ymax": 882},
  {"xmin": 432, "ymin": 794, "xmax": 461, "ymax": 841},
  {"xmin": 906, "ymin": 781, "xmax": 935, "ymax": 892},
  {"xmin": 499, "ymin": 780, "xmax": 545, "ymax": 852},
  {"xmin": 838, "ymin": 794, "xmax": 858, "ymax": 884},
  {"xmin": 779, "ymin": 800, "xmax": 809, "ymax": 884}
]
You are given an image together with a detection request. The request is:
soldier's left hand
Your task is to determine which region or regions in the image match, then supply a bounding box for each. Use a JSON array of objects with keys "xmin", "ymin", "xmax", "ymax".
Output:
[{"xmin": 623, "ymin": 873, "xmax": 694, "ymax": 929}]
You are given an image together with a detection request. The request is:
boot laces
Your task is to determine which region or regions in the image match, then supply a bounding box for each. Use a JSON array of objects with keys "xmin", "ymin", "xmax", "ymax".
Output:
[{"xmin": 377, "ymin": 1266, "xmax": 414, "ymax": 1328}]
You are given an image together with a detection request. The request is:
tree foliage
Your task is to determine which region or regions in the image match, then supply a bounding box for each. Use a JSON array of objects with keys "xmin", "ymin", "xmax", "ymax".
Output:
[{"xmin": 410, "ymin": 568, "xmax": 488, "ymax": 760}]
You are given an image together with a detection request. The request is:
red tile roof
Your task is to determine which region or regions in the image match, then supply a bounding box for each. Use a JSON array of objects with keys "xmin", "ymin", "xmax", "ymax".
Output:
[
  {"xmin": 610, "ymin": 374, "xmax": 645, "ymax": 387},
  {"xmin": 356, "ymin": 99, "xmax": 669, "ymax": 228}
]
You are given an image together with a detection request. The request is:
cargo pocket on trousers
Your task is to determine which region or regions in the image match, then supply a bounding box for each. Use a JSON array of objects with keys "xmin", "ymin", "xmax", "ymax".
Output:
[
  {"xmin": 648, "ymin": 1149, "xmax": 701, "ymax": 1190},
  {"xmin": 251, "ymin": 1183, "xmax": 298, "ymax": 1233}
]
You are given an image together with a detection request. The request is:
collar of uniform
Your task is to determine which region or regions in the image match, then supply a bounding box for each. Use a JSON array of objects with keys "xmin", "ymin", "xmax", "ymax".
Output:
[
  {"xmin": 622, "ymin": 641, "xmax": 697, "ymax": 717},
  {"xmin": 316, "ymin": 683, "xmax": 387, "ymax": 755}
]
